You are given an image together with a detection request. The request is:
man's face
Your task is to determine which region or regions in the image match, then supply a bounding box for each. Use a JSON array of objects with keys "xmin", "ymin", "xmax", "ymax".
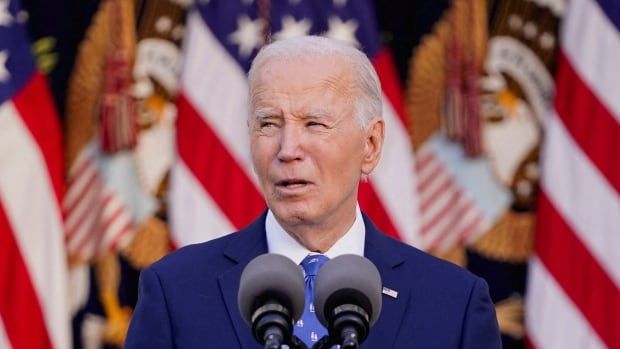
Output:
[{"xmin": 249, "ymin": 55, "xmax": 382, "ymax": 229}]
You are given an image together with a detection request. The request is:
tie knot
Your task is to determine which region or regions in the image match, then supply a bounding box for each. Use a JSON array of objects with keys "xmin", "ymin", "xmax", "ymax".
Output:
[{"xmin": 300, "ymin": 254, "xmax": 329, "ymax": 277}]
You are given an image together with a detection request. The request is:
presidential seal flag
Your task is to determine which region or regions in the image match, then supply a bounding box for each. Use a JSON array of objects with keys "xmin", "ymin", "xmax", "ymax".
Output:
[
  {"xmin": 0, "ymin": 0, "xmax": 70, "ymax": 348},
  {"xmin": 171, "ymin": 0, "xmax": 421, "ymax": 246}
]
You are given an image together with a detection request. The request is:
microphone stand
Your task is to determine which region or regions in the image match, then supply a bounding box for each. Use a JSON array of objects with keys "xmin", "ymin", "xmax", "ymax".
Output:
[
  {"xmin": 286, "ymin": 335, "xmax": 309, "ymax": 349},
  {"xmin": 311, "ymin": 336, "xmax": 335, "ymax": 349},
  {"xmin": 312, "ymin": 335, "xmax": 359, "ymax": 349}
]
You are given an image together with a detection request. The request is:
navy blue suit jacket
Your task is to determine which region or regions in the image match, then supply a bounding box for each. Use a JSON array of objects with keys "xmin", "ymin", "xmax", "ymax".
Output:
[{"xmin": 125, "ymin": 213, "xmax": 501, "ymax": 348}]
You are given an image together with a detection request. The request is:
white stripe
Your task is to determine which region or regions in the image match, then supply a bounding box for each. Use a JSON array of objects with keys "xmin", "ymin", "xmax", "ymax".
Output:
[
  {"xmin": 370, "ymin": 98, "xmax": 421, "ymax": 247},
  {"xmin": 169, "ymin": 160, "xmax": 235, "ymax": 246},
  {"xmin": 0, "ymin": 320, "xmax": 11, "ymax": 349},
  {"xmin": 181, "ymin": 11, "xmax": 258, "ymax": 187},
  {"xmin": 562, "ymin": 0, "xmax": 620, "ymax": 123},
  {"xmin": 542, "ymin": 113, "xmax": 620, "ymax": 287},
  {"xmin": 0, "ymin": 102, "xmax": 70, "ymax": 349},
  {"xmin": 526, "ymin": 257, "xmax": 606, "ymax": 349}
]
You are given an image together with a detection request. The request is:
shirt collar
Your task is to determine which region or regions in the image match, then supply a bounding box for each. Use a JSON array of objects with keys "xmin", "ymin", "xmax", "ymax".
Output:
[{"xmin": 265, "ymin": 205, "xmax": 366, "ymax": 265}]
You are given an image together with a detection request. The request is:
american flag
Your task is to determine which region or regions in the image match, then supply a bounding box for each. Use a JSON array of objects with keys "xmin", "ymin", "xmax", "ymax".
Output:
[
  {"xmin": 525, "ymin": 0, "xmax": 620, "ymax": 348},
  {"xmin": 0, "ymin": 0, "xmax": 70, "ymax": 348},
  {"xmin": 170, "ymin": 0, "xmax": 421, "ymax": 246}
]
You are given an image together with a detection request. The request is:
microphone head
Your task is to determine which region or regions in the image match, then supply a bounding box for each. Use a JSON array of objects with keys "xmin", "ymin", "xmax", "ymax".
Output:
[
  {"xmin": 237, "ymin": 253, "xmax": 305, "ymax": 326},
  {"xmin": 314, "ymin": 254, "xmax": 382, "ymax": 328}
]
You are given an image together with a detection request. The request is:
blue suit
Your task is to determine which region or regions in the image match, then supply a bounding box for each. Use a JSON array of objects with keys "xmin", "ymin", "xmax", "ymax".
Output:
[{"xmin": 125, "ymin": 213, "xmax": 501, "ymax": 348}]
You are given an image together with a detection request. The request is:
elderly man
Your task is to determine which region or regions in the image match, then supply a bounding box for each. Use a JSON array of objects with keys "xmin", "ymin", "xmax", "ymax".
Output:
[{"xmin": 125, "ymin": 36, "xmax": 501, "ymax": 348}]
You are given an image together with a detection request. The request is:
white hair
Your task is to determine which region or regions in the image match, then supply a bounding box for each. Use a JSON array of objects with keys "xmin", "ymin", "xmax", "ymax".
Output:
[{"xmin": 247, "ymin": 36, "xmax": 383, "ymax": 128}]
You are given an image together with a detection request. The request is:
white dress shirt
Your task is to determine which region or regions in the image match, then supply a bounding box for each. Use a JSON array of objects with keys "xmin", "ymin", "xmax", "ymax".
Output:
[{"xmin": 265, "ymin": 204, "xmax": 366, "ymax": 265}]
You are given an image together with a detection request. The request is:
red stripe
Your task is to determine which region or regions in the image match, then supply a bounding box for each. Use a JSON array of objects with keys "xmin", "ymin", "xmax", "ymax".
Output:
[
  {"xmin": 0, "ymin": 202, "xmax": 53, "ymax": 349},
  {"xmin": 177, "ymin": 94, "xmax": 266, "ymax": 229},
  {"xmin": 358, "ymin": 182, "xmax": 401, "ymax": 241},
  {"xmin": 12, "ymin": 73, "xmax": 64, "ymax": 204},
  {"xmin": 554, "ymin": 52, "xmax": 620, "ymax": 193},
  {"xmin": 525, "ymin": 335, "xmax": 537, "ymax": 349},
  {"xmin": 535, "ymin": 191, "xmax": 620, "ymax": 348},
  {"xmin": 372, "ymin": 48, "xmax": 408, "ymax": 129}
]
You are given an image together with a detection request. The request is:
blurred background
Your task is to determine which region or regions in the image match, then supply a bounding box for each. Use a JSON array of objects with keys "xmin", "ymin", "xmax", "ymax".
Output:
[{"xmin": 0, "ymin": 0, "xmax": 618, "ymax": 348}]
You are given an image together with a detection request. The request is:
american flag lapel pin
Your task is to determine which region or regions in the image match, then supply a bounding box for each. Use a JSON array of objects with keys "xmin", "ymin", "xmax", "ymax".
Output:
[{"xmin": 382, "ymin": 286, "xmax": 398, "ymax": 299}]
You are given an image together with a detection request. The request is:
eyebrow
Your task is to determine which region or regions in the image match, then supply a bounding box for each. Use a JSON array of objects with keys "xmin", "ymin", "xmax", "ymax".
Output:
[
  {"xmin": 252, "ymin": 107, "xmax": 332, "ymax": 121},
  {"xmin": 253, "ymin": 108, "xmax": 280, "ymax": 120}
]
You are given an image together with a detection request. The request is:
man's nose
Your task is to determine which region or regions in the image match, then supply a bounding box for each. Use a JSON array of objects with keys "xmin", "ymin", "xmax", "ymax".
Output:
[{"xmin": 277, "ymin": 124, "xmax": 304, "ymax": 162}]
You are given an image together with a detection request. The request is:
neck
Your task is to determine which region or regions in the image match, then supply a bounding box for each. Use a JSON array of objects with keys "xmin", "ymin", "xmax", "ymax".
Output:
[{"xmin": 278, "ymin": 208, "xmax": 357, "ymax": 253}]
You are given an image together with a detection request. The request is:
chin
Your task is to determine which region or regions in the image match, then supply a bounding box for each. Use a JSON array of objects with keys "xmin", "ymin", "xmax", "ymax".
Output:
[{"xmin": 271, "ymin": 203, "xmax": 315, "ymax": 226}]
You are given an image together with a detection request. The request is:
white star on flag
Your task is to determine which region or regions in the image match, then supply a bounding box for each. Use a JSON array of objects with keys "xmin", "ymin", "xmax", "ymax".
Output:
[
  {"xmin": 228, "ymin": 14, "xmax": 265, "ymax": 58},
  {"xmin": 274, "ymin": 15, "xmax": 311, "ymax": 41},
  {"xmin": 0, "ymin": 1, "xmax": 13, "ymax": 26},
  {"xmin": 0, "ymin": 50, "xmax": 10, "ymax": 82},
  {"xmin": 324, "ymin": 16, "xmax": 359, "ymax": 48}
]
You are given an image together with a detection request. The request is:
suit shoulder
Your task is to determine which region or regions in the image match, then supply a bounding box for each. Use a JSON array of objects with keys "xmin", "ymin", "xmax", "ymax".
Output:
[
  {"xmin": 389, "ymin": 237, "xmax": 481, "ymax": 288},
  {"xmin": 147, "ymin": 232, "xmax": 239, "ymax": 279}
]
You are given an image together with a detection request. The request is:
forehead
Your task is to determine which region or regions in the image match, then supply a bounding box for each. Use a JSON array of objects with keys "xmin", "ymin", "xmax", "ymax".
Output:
[{"xmin": 252, "ymin": 55, "xmax": 355, "ymax": 95}]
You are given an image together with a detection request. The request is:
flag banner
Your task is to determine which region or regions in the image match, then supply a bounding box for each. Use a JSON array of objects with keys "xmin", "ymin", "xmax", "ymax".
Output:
[
  {"xmin": 405, "ymin": 0, "xmax": 561, "ymax": 347},
  {"xmin": 525, "ymin": 0, "xmax": 620, "ymax": 347},
  {"xmin": 64, "ymin": 0, "xmax": 188, "ymax": 347},
  {"xmin": 406, "ymin": 0, "xmax": 498, "ymax": 257},
  {"xmin": 0, "ymin": 0, "xmax": 70, "ymax": 348},
  {"xmin": 170, "ymin": 0, "xmax": 421, "ymax": 248}
]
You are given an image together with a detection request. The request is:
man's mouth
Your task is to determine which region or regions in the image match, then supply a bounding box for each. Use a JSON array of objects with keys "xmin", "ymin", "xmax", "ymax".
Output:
[{"xmin": 275, "ymin": 179, "xmax": 312, "ymax": 189}]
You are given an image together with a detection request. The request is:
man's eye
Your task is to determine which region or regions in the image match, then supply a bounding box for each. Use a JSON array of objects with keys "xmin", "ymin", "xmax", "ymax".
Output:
[
  {"xmin": 260, "ymin": 122, "xmax": 276, "ymax": 128},
  {"xmin": 307, "ymin": 121, "xmax": 327, "ymax": 128}
]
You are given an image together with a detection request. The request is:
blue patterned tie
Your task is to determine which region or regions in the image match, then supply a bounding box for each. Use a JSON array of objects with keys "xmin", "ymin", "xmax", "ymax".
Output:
[{"xmin": 294, "ymin": 254, "xmax": 329, "ymax": 347}]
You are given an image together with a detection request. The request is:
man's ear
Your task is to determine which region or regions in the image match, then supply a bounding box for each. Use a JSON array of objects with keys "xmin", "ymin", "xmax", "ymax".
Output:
[{"xmin": 361, "ymin": 118, "xmax": 385, "ymax": 176}]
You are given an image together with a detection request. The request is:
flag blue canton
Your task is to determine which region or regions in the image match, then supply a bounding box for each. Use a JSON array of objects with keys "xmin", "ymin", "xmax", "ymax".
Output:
[
  {"xmin": 0, "ymin": 0, "xmax": 36, "ymax": 104},
  {"xmin": 196, "ymin": 0, "xmax": 382, "ymax": 73}
]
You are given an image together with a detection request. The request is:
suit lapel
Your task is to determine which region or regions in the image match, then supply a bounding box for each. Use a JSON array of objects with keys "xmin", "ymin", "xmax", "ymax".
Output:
[
  {"xmin": 362, "ymin": 214, "xmax": 411, "ymax": 349},
  {"xmin": 218, "ymin": 213, "xmax": 269, "ymax": 349}
]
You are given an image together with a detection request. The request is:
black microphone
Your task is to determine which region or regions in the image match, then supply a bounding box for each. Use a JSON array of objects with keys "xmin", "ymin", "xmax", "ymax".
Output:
[
  {"xmin": 238, "ymin": 254, "xmax": 306, "ymax": 349},
  {"xmin": 313, "ymin": 254, "xmax": 382, "ymax": 349}
]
